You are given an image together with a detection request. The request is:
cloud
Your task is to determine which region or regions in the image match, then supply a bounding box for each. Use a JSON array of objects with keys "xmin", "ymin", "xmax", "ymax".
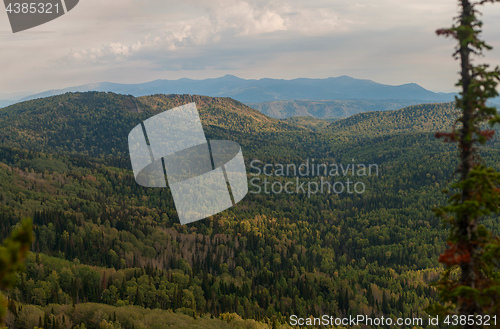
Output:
[{"xmin": 62, "ymin": 0, "xmax": 345, "ymax": 64}]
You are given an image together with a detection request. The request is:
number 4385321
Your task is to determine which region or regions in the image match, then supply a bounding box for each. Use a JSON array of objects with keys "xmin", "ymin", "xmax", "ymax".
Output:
[
  {"xmin": 444, "ymin": 315, "xmax": 497, "ymax": 326},
  {"xmin": 6, "ymin": 2, "xmax": 60, "ymax": 14}
]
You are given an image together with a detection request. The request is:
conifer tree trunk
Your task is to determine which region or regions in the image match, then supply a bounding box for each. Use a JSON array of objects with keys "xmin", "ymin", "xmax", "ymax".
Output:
[{"xmin": 457, "ymin": 0, "xmax": 479, "ymax": 321}]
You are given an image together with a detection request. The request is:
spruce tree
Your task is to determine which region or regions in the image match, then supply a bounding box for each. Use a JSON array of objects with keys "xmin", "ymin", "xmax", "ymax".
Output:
[{"xmin": 428, "ymin": 0, "xmax": 500, "ymax": 325}]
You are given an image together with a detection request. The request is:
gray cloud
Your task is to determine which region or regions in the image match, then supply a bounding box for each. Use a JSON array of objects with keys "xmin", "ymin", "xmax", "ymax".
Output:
[{"xmin": 61, "ymin": 0, "xmax": 346, "ymax": 65}]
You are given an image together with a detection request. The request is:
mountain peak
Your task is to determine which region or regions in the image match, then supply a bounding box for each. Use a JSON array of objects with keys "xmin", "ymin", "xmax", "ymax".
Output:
[
  {"xmin": 336, "ymin": 75, "xmax": 354, "ymax": 79},
  {"xmin": 220, "ymin": 74, "xmax": 242, "ymax": 80}
]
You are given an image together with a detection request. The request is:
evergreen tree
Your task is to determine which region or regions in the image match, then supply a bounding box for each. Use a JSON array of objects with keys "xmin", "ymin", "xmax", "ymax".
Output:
[
  {"xmin": 0, "ymin": 219, "xmax": 33, "ymax": 325},
  {"xmin": 428, "ymin": 0, "xmax": 500, "ymax": 325},
  {"xmin": 381, "ymin": 292, "xmax": 390, "ymax": 315}
]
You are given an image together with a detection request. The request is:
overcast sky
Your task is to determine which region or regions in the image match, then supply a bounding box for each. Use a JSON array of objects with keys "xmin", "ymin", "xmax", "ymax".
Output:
[{"xmin": 1, "ymin": 0, "xmax": 500, "ymax": 98}]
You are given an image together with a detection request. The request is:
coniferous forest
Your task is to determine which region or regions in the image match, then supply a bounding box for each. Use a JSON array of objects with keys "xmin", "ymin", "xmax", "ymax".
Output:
[{"xmin": 1, "ymin": 92, "xmax": 500, "ymax": 328}]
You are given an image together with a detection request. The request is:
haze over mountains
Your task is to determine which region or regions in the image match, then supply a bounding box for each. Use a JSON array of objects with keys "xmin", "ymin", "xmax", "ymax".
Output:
[{"xmin": 0, "ymin": 75, "xmax": 463, "ymax": 118}]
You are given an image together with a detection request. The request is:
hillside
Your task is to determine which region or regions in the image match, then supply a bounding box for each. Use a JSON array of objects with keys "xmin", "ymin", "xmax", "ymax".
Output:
[
  {"xmin": 0, "ymin": 92, "xmax": 299, "ymax": 160},
  {"xmin": 2, "ymin": 94, "xmax": 500, "ymax": 328},
  {"xmin": 138, "ymin": 94, "xmax": 295, "ymax": 133},
  {"xmin": 327, "ymin": 102, "xmax": 459, "ymax": 136},
  {"xmin": 282, "ymin": 116, "xmax": 335, "ymax": 131},
  {"xmin": 247, "ymin": 99, "xmax": 429, "ymax": 119}
]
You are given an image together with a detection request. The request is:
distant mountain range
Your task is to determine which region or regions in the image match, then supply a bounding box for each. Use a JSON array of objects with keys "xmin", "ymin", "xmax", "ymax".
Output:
[
  {"xmin": 5, "ymin": 75, "xmax": 498, "ymax": 118},
  {"xmin": 0, "ymin": 75, "xmax": 452, "ymax": 101}
]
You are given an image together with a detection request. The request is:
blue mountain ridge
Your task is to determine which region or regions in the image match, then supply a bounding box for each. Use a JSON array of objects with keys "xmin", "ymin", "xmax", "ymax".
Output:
[{"xmin": 7, "ymin": 75, "xmax": 457, "ymax": 105}]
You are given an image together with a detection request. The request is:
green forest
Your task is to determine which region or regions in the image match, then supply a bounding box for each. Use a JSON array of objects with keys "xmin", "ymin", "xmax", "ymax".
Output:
[{"xmin": 1, "ymin": 92, "xmax": 500, "ymax": 328}]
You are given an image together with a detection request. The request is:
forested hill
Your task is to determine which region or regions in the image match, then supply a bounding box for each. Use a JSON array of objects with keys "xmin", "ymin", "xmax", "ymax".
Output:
[
  {"xmin": 139, "ymin": 94, "xmax": 296, "ymax": 133},
  {"xmin": 3, "ymin": 93, "xmax": 500, "ymax": 328},
  {"xmin": 0, "ymin": 94, "xmax": 462, "ymax": 158},
  {"xmin": 326, "ymin": 102, "xmax": 458, "ymax": 137},
  {"xmin": 247, "ymin": 99, "xmax": 427, "ymax": 119},
  {"xmin": 0, "ymin": 92, "xmax": 299, "ymax": 159},
  {"xmin": 0, "ymin": 93, "xmax": 463, "ymax": 168}
]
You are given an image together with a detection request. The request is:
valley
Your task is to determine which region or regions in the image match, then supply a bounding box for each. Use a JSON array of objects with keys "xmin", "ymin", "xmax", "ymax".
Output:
[{"xmin": 1, "ymin": 93, "xmax": 499, "ymax": 328}]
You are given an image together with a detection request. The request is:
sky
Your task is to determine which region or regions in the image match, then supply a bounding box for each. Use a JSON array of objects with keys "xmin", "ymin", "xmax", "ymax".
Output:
[{"xmin": 1, "ymin": 0, "xmax": 500, "ymax": 98}]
